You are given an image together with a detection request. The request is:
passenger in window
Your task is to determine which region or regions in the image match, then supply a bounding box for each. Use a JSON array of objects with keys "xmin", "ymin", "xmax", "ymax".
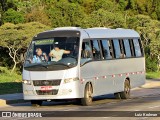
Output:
[
  {"xmin": 81, "ymin": 43, "xmax": 92, "ymax": 58},
  {"xmin": 32, "ymin": 48, "xmax": 48, "ymax": 63},
  {"xmin": 120, "ymin": 53, "xmax": 126, "ymax": 58},
  {"xmin": 81, "ymin": 42, "xmax": 92, "ymax": 65},
  {"xmin": 49, "ymin": 44, "xmax": 70, "ymax": 62},
  {"xmin": 92, "ymin": 48, "xmax": 96, "ymax": 57},
  {"xmin": 109, "ymin": 47, "xmax": 113, "ymax": 58}
]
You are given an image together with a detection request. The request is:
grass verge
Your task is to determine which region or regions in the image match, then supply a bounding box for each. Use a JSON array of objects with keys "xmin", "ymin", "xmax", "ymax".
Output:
[
  {"xmin": 146, "ymin": 71, "xmax": 160, "ymax": 79},
  {"xmin": 0, "ymin": 67, "xmax": 22, "ymax": 95}
]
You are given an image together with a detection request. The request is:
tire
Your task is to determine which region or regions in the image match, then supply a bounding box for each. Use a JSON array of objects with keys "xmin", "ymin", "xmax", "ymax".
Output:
[
  {"xmin": 119, "ymin": 80, "xmax": 130, "ymax": 99},
  {"xmin": 114, "ymin": 92, "xmax": 121, "ymax": 99},
  {"xmin": 31, "ymin": 100, "xmax": 43, "ymax": 107},
  {"xmin": 81, "ymin": 83, "xmax": 93, "ymax": 106},
  {"xmin": 74, "ymin": 98, "xmax": 81, "ymax": 105}
]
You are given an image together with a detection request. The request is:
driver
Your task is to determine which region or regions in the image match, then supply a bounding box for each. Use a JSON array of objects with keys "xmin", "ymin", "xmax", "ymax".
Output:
[
  {"xmin": 49, "ymin": 44, "xmax": 70, "ymax": 62},
  {"xmin": 32, "ymin": 48, "xmax": 48, "ymax": 63}
]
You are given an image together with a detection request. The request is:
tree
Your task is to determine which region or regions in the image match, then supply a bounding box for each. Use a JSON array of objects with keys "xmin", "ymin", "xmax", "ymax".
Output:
[
  {"xmin": 3, "ymin": 8, "xmax": 24, "ymax": 24},
  {"xmin": 127, "ymin": 14, "xmax": 160, "ymax": 71},
  {"xmin": 81, "ymin": 9, "xmax": 125, "ymax": 28},
  {"xmin": 0, "ymin": 0, "xmax": 17, "ymax": 25},
  {"xmin": 81, "ymin": 0, "xmax": 95, "ymax": 14},
  {"xmin": 94, "ymin": 0, "xmax": 117, "ymax": 12},
  {"xmin": 47, "ymin": 0, "xmax": 86, "ymax": 27},
  {"xmin": 25, "ymin": 6, "xmax": 52, "ymax": 26},
  {"xmin": 0, "ymin": 22, "xmax": 50, "ymax": 73}
]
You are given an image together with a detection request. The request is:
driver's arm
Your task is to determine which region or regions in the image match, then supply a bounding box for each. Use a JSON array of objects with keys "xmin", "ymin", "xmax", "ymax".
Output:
[
  {"xmin": 43, "ymin": 53, "xmax": 48, "ymax": 61},
  {"xmin": 64, "ymin": 50, "xmax": 70, "ymax": 54},
  {"xmin": 49, "ymin": 50, "xmax": 55, "ymax": 57}
]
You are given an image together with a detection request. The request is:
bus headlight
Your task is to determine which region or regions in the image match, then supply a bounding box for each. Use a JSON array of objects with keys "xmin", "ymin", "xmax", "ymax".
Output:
[
  {"xmin": 23, "ymin": 80, "xmax": 32, "ymax": 85},
  {"xmin": 64, "ymin": 77, "xmax": 79, "ymax": 84}
]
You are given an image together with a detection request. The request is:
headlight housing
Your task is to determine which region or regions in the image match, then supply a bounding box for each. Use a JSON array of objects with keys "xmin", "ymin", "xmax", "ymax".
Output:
[
  {"xmin": 64, "ymin": 77, "xmax": 79, "ymax": 84},
  {"xmin": 22, "ymin": 80, "xmax": 32, "ymax": 85}
]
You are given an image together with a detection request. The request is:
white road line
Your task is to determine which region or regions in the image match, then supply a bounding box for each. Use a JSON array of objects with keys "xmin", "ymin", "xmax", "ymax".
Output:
[
  {"xmin": 102, "ymin": 117, "xmax": 110, "ymax": 119},
  {"xmin": 138, "ymin": 117, "xmax": 148, "ymax": 120},
  {"xmin": 148, "ymin": 105, "xmax": 160, "ymax": 109},
  {"xmin": 134, "ymin": 110, "xmax": 140, "ymax": 111},
  {"xmin": 63, "ymin": 108, "xmax": 78, "ymax": 111}
]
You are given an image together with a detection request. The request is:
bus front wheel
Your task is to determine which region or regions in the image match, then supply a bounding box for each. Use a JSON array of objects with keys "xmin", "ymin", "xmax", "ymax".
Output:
[
  {"xmin": 81, "ymin": 83, "xmax": 93, "ymax": 106},
  {"xmin": 31, "ymin": 100, "xmax": 43, "ymax": 107}
]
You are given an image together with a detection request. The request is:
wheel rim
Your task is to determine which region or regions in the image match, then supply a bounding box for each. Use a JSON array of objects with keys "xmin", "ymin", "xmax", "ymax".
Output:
[
  {"xmin": 125, "ymin": 81, "xmax": 130, "ymax": 96},
  {"xmin": 86, "ymin": 84, "xmax": 92, "ymax": 102}
]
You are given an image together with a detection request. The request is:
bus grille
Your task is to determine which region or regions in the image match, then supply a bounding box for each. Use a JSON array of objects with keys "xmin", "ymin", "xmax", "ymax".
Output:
[
  {"xmin": 33, "ymin": 80, "xmax": 61, "ymax": 86},
  {"xmin": 36, "ymin": 90, "xmax": 58, "ymax": 95}
]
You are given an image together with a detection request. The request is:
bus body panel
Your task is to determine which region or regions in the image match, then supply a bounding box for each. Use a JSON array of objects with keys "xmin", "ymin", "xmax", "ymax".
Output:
[
  {"xmin": 23, "ymin": 67, "xmax": 84, "ymax": 100},
  {"xmin": 80, "ymin": 58, "xmax": 145, "ymax": 96}
]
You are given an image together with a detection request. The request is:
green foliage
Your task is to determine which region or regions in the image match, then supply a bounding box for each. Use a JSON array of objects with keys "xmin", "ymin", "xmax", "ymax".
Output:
[
  {"xmin": 0, "ymin": 22, "xmax": 50, "ymax": 73},
  {"xmin": 25, "ymin": 7, "xmax": 52, "ymax": 26},
  {"xmin": 68, "ymin": 0, "xmax": 83, "ymax": 4},
  {"xmin": 146, "ymin": 71, "xmax": 160, "ymax": 79},
  {"xmin": 0, "ymin": 67, "xmax": 22, "ymax": 95},
  {"xmin": 48, "ymin": 0, "xmax": 85, "ymax": 27},
  {"xmin": 0, "ymin": 66, "xmax": 21, "ymax": 82},
  {"xmin": 81, "ymin": 9, "xmax": 125, "ymax": 28},
  {"xmin": 0, "ymin": 66, "xmax": 11, "ymax": 75},
  {"xmin": 146, "ymin": 56, "xmax": 158, "ymax": 72},
  {"xmin": 118, "ymin": 0, "xmax": 127, "ymax": 10},
  {"xmin": 3, "ymin": 8, "xmax": 24, "ymax": 24},
  {"xmin": 126, "ymin": 0, "xmax": 136, "ymax": 10},
  {"xmin": 94, "ymin": 0, "xmax": 116, "ymax": 11},
  {"xmin": 0, "ymin": 22, "xmax": 50, "ymax": 49}
]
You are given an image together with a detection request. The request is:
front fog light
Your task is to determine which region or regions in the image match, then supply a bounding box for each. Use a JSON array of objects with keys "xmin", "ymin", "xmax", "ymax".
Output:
[{"xmin": 23, "ymin": 80, "xmax": 32, "ymax": 85}]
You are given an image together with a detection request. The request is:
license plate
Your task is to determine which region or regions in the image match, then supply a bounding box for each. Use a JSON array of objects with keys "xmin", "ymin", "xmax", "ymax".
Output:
[{"xmin": 40, "ymin": 86, "xmax": 53, "ymax": 91}]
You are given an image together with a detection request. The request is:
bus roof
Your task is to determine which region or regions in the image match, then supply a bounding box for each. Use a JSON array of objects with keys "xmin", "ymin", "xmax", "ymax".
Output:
[
  {"xmin": 53, "ymin": 27, "xmax": 140, "ymax": 38},
  {"xmin": 83, "ymin": 28, "xmax": 140, "ymax": 38},
  {"xmin": 36, "ymin": 27, "xmax": 140, "ymax": 39}
]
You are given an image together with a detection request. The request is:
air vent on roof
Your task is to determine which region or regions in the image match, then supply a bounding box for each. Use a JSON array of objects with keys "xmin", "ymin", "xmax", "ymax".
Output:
[{"xmin": 54, "ymin": 27, "xmax": 81, "ymax": 30}]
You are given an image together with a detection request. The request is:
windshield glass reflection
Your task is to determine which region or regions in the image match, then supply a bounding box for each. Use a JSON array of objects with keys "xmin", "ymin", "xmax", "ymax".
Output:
[{"xmin": 24, "ymin": 37, "xmax": 79, "ymax": 69}]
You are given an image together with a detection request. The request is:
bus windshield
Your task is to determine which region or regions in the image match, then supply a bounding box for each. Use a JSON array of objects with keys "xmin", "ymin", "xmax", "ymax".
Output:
[{"xmin": 24, "ymin": 37, "xmax": 79, "ymax": 71}]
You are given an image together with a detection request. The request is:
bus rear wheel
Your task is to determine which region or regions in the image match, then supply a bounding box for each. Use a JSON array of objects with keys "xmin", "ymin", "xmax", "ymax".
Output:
[
  {"xmin": 31, "ymin": 100, "xmax": 43, "ymax": 107},
  {"xmin": 120, "ymin": 80, "xmax": 130, "ymax": 99},
  {"xmin": 81, "ymin": 83, "xmax": 93, "ymax": 106}
]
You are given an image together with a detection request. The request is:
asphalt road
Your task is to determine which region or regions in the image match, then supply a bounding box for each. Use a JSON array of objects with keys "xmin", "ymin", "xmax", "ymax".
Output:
[{"xmin": 0, "ymin": 80, "xmax": 160, "ymax": 120}]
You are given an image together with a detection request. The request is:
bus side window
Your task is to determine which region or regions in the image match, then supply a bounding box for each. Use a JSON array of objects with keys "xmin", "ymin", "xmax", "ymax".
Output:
[
  {"xmin": 81, "ymin": 41, "xmax": 92, "ymax": 65},
  {"xmin": 129, "ymin": 39, "xmax": 136, "ymax": 57},
  {"xmin": 119, "ymin": 39, "xmax": 126, "ymax": 58},
  {"xmin": 123, "ymin": 39, "xmax": 132, "ymax": 58},
  {"xmin": 91, "ymin": 40, "xmax": 101, "ymax": 60},
  {"xmin": 113, "ymin": 39, "xmax": 122, "ymax": 59},
  {"xmin": 133, "ymin": 39, "xmax": 142, "ymax": 57},
  {"xmin": 138, "ymin": 39, "xmax": 144, "ymax": 56},
  {"xmin": 81, "ymin": 42, "xmax": 92, "ymax": 59},
  {"xmin": 109, "ymin": 40, "xmax": 114, "ymax": 58},
  {"xmin": 100, "ymin": 40, "xmax": 112, "ymax": 59}
]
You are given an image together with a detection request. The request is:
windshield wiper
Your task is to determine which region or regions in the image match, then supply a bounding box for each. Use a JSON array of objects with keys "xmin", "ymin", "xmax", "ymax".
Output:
[
  {"xmin": 51, "ymin": 62, "xmax": 71, "ymax": 68},
  {"xmin": 24, "ymin": 64, "xmax": 48, "ymax": 69}
]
